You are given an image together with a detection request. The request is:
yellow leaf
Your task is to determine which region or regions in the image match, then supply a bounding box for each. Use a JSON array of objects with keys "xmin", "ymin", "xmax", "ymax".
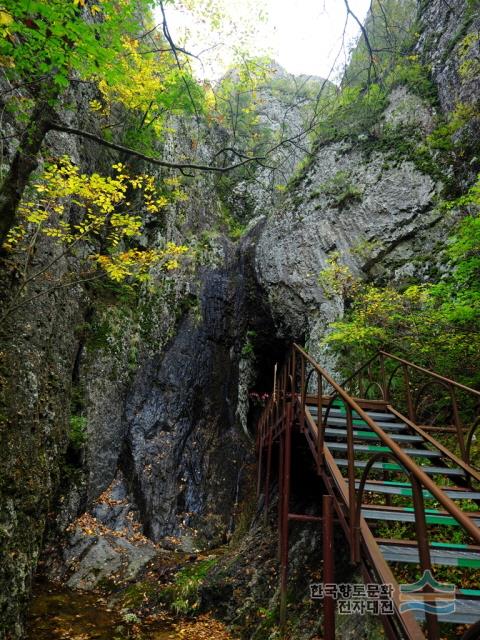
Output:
[
  {"xmin": 0, "ymin": 55, "xmax": 15, "ymax": 68},
  {"xmin": 0, "ymin": 10, "xmax": 13, "ymax": 26}
]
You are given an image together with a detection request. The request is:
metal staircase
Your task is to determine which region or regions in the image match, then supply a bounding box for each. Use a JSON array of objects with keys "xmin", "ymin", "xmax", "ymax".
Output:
[{"xmin": 256, "ymin": 344, "xmax": 480, "ymax": 640}]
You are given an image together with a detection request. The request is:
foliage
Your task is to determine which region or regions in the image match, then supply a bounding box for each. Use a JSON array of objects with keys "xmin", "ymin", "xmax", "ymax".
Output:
[
  {"xmin": 213, "ymin": 59, "xmax": 328, "ymax": 230},
  {"xmin": 304, "ymin": 0, "xmax": 437, "ymax": 166},
  {"xmin": 69, "ymin": 414, "xmax": 87, "ymax": 449},
  {"xmin": 214, "ymin": 57, "xmax": 273, "ymax": 148},
  {"xmin": 0, "ymin": 0, "xmax": 212, "ymax": 152},
  {"xmin": 351, "ymin": 238, "xmax": 384, "ymax": 261},
  {"xmin": 161, "ymin": 557, "xmax": 217, "ymax": 616},
  {"xmin": 317, "ymin": 252, "xmax": 360, "ymax": 300},
  {"xmin": 313, "ymin": 170, "xmax": 363, "ymax": 209},
  {"xmin": 323, "ymin": 174, "xmax": 480, "ymax": 388},
  {"xmin": 385, "ymin": 57, "xmax": 437, "ymax": 104},
  {"xmin": 458, "ymin": 32, "xmax": 480, "ymax": 81},
  {"xmin": 343, "ymin": 0, "xmax": 418, "ymax": 87},
  {"xmin": 427, "ymin": 103, "xmax": 479, "ymax": 153},
  {"xmin": 241, "ymin": 330, "xmax": 257, "ymax": 358},
  {"xmin": 217, "ymin": 200, "xmax": 246, "ymax": 240},
  {"xmin": 90, "ymin": 35, "xmax": 206, "ymax": 151},
  {"xmin": 0, "ymin": 0, "xmax": 213, "ymax": 298},
  {"xmin": 0, "ymin": 0, "xmax": 156, "ymax": 89},
  {"xmin": 314, "ymin": 83, "xmax": 388, "ymax": 145},
  {"xmin": 3, "ymin": 157, "xmax": 189, "ymax": 282},
  {"xmin": 312, "ymin": 56, "xmax": 436, "ymax": 151}
]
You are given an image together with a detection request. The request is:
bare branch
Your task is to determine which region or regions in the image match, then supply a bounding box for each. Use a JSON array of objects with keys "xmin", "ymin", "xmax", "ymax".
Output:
[
  {"xmin": 47, "ymin": 121, "xmax": 266, "ymax": 172},
  {"xmin": 343, "ymin": 0, "xmax": 378, "ymax": 84},
  {"xmin": 159, "ymin": 1, "xmax": 201, "ymax": 121}
]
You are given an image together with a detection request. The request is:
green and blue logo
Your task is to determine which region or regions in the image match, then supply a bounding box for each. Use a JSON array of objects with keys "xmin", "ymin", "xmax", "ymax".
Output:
[{"xmin": 399, "ymin": 571, "xmax": 456, "ymax": 616}]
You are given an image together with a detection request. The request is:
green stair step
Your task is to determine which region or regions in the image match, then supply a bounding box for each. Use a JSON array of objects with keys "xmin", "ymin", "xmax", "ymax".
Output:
[
  {"xmin": 377, "ymin": 540, "xmax": 480, "ymax": 568},
  {"xmin": 333, "ymin": 458, "xmax": 466, "ymax": 477},
  {"xmin": 353, "ymin": 480, "xmax": 480, "ymax": 500},
  {"xmin": 308, "ymin": 405, "xmax": 398, "ymax": 422},
  {"xmin": 326, "ymin": 441, "xmax": 442, "ymax": 458},
  {"xmin": 320, "ymin": 415, "xmax": 407, "ymax": 431},
  {"xmin": 362, "ymin": 506, "xmax": 480, "ymax": 527},
  {"xmin": 412, "ymin": 598, "xmax": 479, "ymax": 625},
  {"xmin": 325, "ymin": 428, "xmax": 422, "ymax": 443}
]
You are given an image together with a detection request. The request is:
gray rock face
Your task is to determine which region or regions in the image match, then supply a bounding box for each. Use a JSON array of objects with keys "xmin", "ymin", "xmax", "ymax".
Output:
[
  {"xmin": 417, "ymin": 0, "xmax": 480, "ymax": 114},
  {"xmin": 1, "ymin": 2, "xmax": 479, "ymax": 637},
  {"xmin": 0, "ymin": 74, "xmax": 103, "ymax": 639},
  {"xmin": 83, "ymin": 339, "xmax": 132, "ymax": 503},
  {"xmin": 225, "ymin": 63, "xmax": 328, "ymax": 221},
  {"xmin": 45, "ymin": 472, "xmax": 157, "ymax": 590},
  {"xmin": 251, "ymin": 0, "xmax": 480, "ymax": 355},
  {"xmin": 64, "ymin": 532, "xmax": 157, "ymax": 591},
  {"xmin": 0, "ymin": 75, "xmax": 252, "ymax": 637},
  {"xmin": 255, "ymin": 133, "xmax": 440, "ymax": 344}
]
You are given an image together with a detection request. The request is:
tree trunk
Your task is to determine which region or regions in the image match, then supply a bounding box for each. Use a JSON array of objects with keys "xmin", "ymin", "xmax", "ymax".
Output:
[{"xmin": 0, "ymin": 100, "xmax": 55, "ymax": 246}]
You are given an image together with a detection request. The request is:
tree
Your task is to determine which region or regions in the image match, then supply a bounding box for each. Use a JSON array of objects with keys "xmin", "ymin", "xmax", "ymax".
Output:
[
  {"xmin": 342, "ymin": 0, "xmax": 417, "ymax": 87},
  {"xmin": 0, "ymin": 0, "xmax": 416, "ymax": 252},
  {"xmin": 0, "ymin": 0, "xmax": 268, "ymax": 247}
]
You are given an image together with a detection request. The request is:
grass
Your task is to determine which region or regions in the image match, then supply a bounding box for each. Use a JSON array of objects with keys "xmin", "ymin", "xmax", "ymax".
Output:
[{"xmin": 160, "ymin": 557, "xmax": 218, "ymax": 616}]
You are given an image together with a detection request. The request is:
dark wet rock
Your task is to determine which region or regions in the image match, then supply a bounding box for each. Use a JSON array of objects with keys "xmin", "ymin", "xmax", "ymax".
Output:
[{"xmin": 123, "ymin": 239, "xmax": 254, "ymax": 547}]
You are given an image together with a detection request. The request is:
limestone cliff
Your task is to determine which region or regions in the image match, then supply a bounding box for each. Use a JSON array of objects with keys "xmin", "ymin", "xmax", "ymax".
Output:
[{"xmin": 0, "ymin": 1, "xmax": 479, "ymax": 639}]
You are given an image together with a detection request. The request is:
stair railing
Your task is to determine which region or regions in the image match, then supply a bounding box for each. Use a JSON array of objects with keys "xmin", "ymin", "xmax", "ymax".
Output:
[
  {"xmin": 257, "ymin": 344, "xmax": 480, "ymax": 558},
  {"xmin": 293, "ymin": 344, "xmax": 480, "ymax": 547},
  {"xmin": 354, "ymin": 450, "xmax": 440, "ymax": 640},
  {"xmin": 256, "ymin": 344, "xmax": 480, "ymax": 640},
  {"xmin": 340, "ymin": 350, "xmax": 480, "ymax": 463}
]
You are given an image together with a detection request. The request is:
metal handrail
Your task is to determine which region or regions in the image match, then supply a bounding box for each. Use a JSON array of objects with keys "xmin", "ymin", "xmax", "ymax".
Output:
[
  {"xmin": 342, "ymin": 349, "xmax": 480, "ymax": 398},
  {"xmin": 259, "ymin": 344, "xmax": 480, "ymax": 544},
  {"xmin": 340, "ymin": 351, "xmax": 379, "ymax": 389},
  {"xmin": 379, "ymin": 350, "xmax": 480, "ymax": 398},
  {"xmin": 337, "ymin": 349, "xmax": 480, "ymax": 461},
  {"xmin": 256, "ymin": 344, "xmax": 480, "ymax": 639},
  {"xmin": 354, "ymin": 450, "xmax": 440, "ymax": 639},
  {"xmin": 293, "ymin": 343, "xmax": 480, "ymax": 545}
]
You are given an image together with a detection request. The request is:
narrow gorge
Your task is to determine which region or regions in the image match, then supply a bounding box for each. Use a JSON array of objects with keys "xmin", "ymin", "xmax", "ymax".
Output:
[{"xmin": 1, "ymin": 1, "xmax": 479, "ymax": 639}]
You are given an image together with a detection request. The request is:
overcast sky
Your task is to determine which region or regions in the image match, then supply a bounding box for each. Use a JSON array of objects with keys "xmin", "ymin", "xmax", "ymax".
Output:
[{"xmin": 162, "ymin": 0, "xmax": 371, "ymax": 81}]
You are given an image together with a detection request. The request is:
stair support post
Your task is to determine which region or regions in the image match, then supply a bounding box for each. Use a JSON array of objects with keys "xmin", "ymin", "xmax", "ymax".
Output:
[
  {"xmin": 278, "ymin": 430, "xmax": 284, "ymax": 560},
  {"xmin": 264, "ymin": 429, "xmax": 273, "ymax": 521},
  {"xmin": 346, "ymin": 404, "xmax": 359, "ymax": 563},
  {"xmin": 316, "ymin": 371, "xmax": 324, "ymax": 473},
  {"xmin": 323, "ymin": 494, "xmax": 335, "ymax": 640},
  {"xmin": 411, "ymin": 475, "xmax": 439, "ymax": 640},
  {"xmin": 451, "ymin": 386, "xmax": 467, "ymax": 462},
  {"xmin": 402, "ymin": 363, "xmax": 416, "ymax": 422},
  {"xmin": 379, "ymin": 352, "xmax": 389, "ymax": 401},
  {"xmin": 300, "ymin": 355, "xmax": 305, "ymax": 432},
  {"xmin": 256, "ymin": 442, "xmax": 263, "ymax": 498},
  {"xmin": 279, "ymin": 401, "xmax": 292, "ymax": 636}
]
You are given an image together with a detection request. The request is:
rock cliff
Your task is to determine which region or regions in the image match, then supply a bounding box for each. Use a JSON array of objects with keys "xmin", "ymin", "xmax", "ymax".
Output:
[{"xmin": 0, "ymin": 1, "xmax": 479, "ymax": 638}]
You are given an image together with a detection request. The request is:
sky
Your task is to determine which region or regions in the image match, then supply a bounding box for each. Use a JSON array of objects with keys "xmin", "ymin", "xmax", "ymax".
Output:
[{"xmin": 162, "ymin": 0, "xmax": 371, "ymax": 82}]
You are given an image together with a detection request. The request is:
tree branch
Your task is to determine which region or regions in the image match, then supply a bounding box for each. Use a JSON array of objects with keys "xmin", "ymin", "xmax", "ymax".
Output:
[
  {"xmin": 159, "ymin": 1, "xmax": 200, "ymax": 121},
  {"xmin": 343, "ymin": 0, "xmax": 378, "ymax": 84},
  {"xmin": 47, "ymin": 121, "xmax": 266, "ymax": 172}
]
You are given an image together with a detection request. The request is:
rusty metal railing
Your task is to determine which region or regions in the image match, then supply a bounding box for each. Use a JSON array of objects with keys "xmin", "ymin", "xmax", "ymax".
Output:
[
  {"xmin": 256, "ymin": 343, "xmax": 480, "ymax": 640},
  {"xmin": 340, "ymin": 350, "xmax": 480, "ymax": 465}
]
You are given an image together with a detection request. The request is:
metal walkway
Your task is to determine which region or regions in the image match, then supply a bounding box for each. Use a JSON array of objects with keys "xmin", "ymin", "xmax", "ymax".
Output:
[{"xmin": 256, "ymin": 345, "xmax": 480, "ymax": 640}]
